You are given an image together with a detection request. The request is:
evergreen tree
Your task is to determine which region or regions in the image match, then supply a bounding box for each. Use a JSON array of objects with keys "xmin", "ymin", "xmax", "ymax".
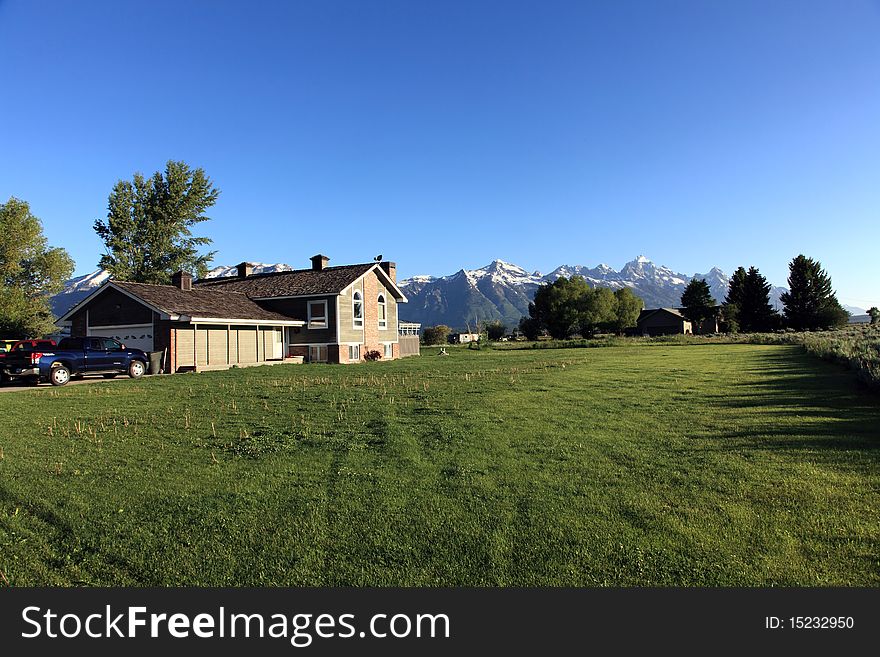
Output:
[
  {"xmin": 739, "ymin": 267, "xmax": 779, "ymax": 332},
  {"xmin": 868, "ymin": 307, "xmax": 879, "ymax": 325},
  {"xmin": 722, "ymin": 266, "xmax": 747, "ymax": 332},
  {"xmin": 611, "ymin": 287, "xmax": 644, "ymax": 334},
  {"xmin": 0, "ymin": 198, "xmax": 75, "ymax": 338},
  {"xmin": 680, "ymin": 278, "xmax": 716, "ymax": 334},
  {"xmin": 780, "ymin": 255, "xmax": 848, "ymax": 330},
  {"xmin": 94, "ymin": 160, "xmax": 219, "ymax": 283}
]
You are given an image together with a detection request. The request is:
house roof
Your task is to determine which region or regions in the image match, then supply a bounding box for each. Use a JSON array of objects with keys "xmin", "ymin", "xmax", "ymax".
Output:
[
  {"xmin": 637, "ymin": 308, "xmax": 687, "ymax": 323},
  {"xmin": 111, "ymin": 282, "xmax": 299, "ymax": 323},
  {"xmin": 193, "ymin": 262, "xmax": 406, "ymax": 300}
]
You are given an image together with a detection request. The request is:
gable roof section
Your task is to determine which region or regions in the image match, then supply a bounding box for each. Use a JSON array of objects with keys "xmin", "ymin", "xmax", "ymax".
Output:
[
  {"xmin": 637, "ymin": 308, "xmax": 687, "ymax": 324},
  {"xmin": 193, "ymin": 263, "xmax": 407, "ymax": 301},
  {"xmin": 111, "ymin": 282, "xmax": 299, "ymax": 322},
  {"xmin": 58, "ymin": 281, "xmax": 302, "ymax": 324}
]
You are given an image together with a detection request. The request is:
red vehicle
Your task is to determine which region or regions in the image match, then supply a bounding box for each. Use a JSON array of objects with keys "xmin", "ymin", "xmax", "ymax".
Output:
[{"xmin": 0, "ymin": 339, "xmax": 57, "ymax": 384}]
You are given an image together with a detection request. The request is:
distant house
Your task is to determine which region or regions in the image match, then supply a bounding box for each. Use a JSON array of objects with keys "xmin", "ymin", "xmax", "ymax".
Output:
[
  {"xmin": 56, "ymin": 254, "xmax": 415, "ymax": 371},
  {"xmin": 636, "ymin": 308, "xmax": 720, "ymax": 336},
  {"xmin": 450, "ymin": 333, "xmax": 481, "ymax": 344}
]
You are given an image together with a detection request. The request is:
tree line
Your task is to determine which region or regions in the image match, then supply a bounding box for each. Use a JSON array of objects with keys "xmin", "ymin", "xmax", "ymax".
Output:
[{"xmin": 678, "ymin": 256, "xmax": 850, "ymax": 333}]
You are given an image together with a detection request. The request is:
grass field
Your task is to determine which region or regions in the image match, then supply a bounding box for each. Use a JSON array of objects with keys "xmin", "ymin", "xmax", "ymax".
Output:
[{"xmin": 0, "ymin": 343, "xmax": 877, "ymax": 586}]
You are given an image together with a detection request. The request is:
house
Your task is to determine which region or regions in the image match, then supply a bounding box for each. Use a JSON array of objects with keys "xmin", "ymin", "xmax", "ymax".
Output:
[
  {"xmin": 636, "ymin": 308, "xmax": 719, "ymax": 336},
  {"xmin": 56, "ymin": 254, "xmax": 415, "ymax": 371},
  {"xmin": 450, "ymin": 333, "xmax": 481, "ymax": 344}
]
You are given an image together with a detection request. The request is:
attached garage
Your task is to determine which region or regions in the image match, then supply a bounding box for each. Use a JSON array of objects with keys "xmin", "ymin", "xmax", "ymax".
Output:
[{"xmin": 87, "ymin": 324, "xmax": 154, "ymax": 352}]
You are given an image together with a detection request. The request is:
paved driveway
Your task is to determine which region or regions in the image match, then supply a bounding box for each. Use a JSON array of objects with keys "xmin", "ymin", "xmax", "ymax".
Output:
[{"xmin": 0, "ymin": 376, "xmax": 136, "ymax": 392}]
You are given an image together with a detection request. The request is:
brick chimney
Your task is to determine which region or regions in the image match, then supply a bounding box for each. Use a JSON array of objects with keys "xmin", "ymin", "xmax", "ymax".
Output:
[
  {"xmin": 310, "ymin": 254, "xmax": 330, "ymax": 271},
  {"xmin": 237, "ymin": 262, "xmax": 253, "ymax": 278},
  {"xmin": 379, "ymin": 261, "xmax": 397, "ymax": 283},
  {"xmin": 172, "ymin": 270, "xmax": 192, "ymax": 291}
]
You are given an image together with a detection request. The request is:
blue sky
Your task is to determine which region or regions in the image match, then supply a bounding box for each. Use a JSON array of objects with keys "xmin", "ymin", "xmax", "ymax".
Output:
[{"xmin": 1, "ymin": 0, "xmax": 878, "ymax": 308}]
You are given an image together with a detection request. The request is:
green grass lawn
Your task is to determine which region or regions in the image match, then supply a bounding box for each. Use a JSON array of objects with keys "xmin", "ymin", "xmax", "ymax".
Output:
[{"xmin": 0, "ymin": 343, "xmax": 877, "ymax": 586}]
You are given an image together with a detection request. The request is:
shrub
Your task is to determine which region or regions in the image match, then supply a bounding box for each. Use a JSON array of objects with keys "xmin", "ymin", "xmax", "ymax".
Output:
[
  {"xmin": 422, "ymin": 325, "xmax": 451, "ymax": 345},
  {"xmin": 363, "ymin": 350, "xmax": 382, "ymax": 361}
]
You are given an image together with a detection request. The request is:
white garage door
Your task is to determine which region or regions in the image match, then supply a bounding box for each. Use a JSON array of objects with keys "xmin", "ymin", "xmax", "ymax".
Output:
[{"xmin": 88, "ymin": 325, "xmax": 154, "ymax": 352}]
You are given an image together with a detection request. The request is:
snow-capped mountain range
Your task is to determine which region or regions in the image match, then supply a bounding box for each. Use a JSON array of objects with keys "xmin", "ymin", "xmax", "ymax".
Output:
[
  {"xmin": 51, "ymin": 257, "xmax": 858, "ymax": 331},
  {"xmin": 395, "ymin": 256, "xmax": 773, "ymax": 329}
]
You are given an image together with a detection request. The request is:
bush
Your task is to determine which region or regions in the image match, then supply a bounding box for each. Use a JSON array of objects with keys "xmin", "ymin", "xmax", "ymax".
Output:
[
  {"xmin": 485, "ymin": 320, "xmax": 506, "ymax": 341},
  {"xmin": 422, "ymin": 325, "xmax": 451, "ymax": 345},
  {"xmin": 363, "ymin": 350, "xmax": 382, "ymax": 361}
]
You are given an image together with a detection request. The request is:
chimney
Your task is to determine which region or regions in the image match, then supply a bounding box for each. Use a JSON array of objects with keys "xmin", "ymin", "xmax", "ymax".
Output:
[
  {"xmin": 379, "ymin": 261, "xmax": 397, "ymax": 283},
  {"xmin": 172, "ymin": 270, "xmax": 192, "ymax": 291},
  {"xmin": 237, "ymin": 262, "xmax": 253, "ymax": 278},
  {"xmin": 310, "ymin": 254, "xmax": 330, "ymax": 271}
]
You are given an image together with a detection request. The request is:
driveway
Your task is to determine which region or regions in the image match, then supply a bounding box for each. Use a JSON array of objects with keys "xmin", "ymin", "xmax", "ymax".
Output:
[{"xmin": 0, "ymin": 376, "xmax": 137, "ymax": 392}]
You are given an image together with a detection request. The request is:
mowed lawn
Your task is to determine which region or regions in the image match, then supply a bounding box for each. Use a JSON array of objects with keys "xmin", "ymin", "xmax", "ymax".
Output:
[{"xmin": 0, "ymin": 343, "xmax": 877, "ymax": 586}]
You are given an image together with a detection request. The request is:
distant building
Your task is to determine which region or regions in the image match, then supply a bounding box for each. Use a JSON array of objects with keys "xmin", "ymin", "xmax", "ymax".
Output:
[
  {"xmin": 636, "ymin": 308, "xmax": 719, "ymax": 336},
  {"xmin": 451, "ymin": 333, "xmax": 481, "ymax": 344}
]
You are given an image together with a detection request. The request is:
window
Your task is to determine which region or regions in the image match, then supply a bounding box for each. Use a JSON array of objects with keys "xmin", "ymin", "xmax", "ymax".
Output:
[
  {"xmin": 102, "ymin": 338, "xmax": 124, "ymax": 351},
  {"xmin": 352, "ymin": 291, "xmax": 363, "ymax": 328},
  {"xmin": 309, "ymin": 345, "xmax": 328, "ymax": 363},
  {"xmin": 308, "ymin": 300, "xmax": 328, "ymax": 329},
  {"xmin": 377, "ymin": 294, "xmax": 387, "ymax": 329},
  {"xmin": 384, "ymin": 343, "xmax": 393, "ymax": 358},
  {"xmin": 348, "ymin": 344, "xmax": 360, "ymax": 361}
]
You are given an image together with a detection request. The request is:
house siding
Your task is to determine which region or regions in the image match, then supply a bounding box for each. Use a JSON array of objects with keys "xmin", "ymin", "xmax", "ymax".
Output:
[
  {"xmin": 338, "ymin": 279, "xmax": 365, "ymax": 345},
  {"xmin": 264, "ymin": 295, "xmax": 337, "ymax": 345}
]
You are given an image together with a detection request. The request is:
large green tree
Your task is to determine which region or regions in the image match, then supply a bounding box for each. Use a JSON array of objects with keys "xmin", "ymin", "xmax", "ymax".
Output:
[
  {"xmin": 529, "ymin": 276, "xmax": 592, "ymax": 339},
  {"xmin": 722, "ymin": 266, "xmax": 747, "ymax": 332},
  {"xmin": 0, "ymin": 198, "xmax": 75, "ymax": 338},
  {"xmin": 611, "ymin": 287, "xmax": 644, "ymax": 334},
  {"xmin": 738, "ymin": 267, "xmax": 779, "ymax": 332},
  {"xmin": 94, "ymin": 160, "xmax": 219, "ymax": 283},
  {"xmin": 578, "ymin": 286, "xmax": 617, "ymax": 337},
  {"xmin": 780, "ymin": 255, "xmax": 848, "ymax": 330},
  {"xmin": 680, "ymin": 278, "xmax": 716, "ymax": 334}
]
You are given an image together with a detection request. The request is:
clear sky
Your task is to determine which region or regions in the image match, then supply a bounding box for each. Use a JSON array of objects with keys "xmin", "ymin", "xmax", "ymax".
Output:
[{"xmin": 1, "ymin": 0, "xmax": 878, "ymax": 308}]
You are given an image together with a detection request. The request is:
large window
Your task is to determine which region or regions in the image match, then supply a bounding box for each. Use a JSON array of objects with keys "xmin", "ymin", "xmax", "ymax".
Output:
[
  {"xmin": 308, "ymin": 300, "xmax": 328, "ymax": 329},
  {"xmin": 352, "ymin": 291, "xmax": 363, "ymax": 328},
  {"xmin": 348, "ymin": 344, "xmax": 360, "ymax": 361},
  {"xmin": 377, "ymin": 294, "xmax": 387, "ymax": 329}
]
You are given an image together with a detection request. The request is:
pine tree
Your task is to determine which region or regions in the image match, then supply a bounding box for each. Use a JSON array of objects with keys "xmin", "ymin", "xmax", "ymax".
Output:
[
  {"xmin": 94, "ymin": 161, "xmax": 219, "ymax": 283},
  {"xmin": 680, "ymin": 278, "xmax": 716, "ymax": 334},
  {"xmin": 780, "ymin": 255, "xmax": 848, "ymax": 330},
  {"xmin": 722, "ymin": 266, "xmax": 747, "ymax": 332},
  {"xmin": 0, "ymin": 198, "xmax": 75, "ymax": 338},
  {"xmin": 739, "ymin": 267, "xmax": 779, "ymax": 332}
]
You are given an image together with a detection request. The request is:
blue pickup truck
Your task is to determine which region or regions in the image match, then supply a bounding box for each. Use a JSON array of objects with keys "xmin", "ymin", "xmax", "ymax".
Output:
[{"xmin": 2, "ymin": 336, "xmax": 149, "ymax": 386}]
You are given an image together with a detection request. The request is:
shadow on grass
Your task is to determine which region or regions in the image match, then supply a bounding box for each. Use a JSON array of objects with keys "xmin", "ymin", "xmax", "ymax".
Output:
[{"xmin": 692, "ymin": 349, "xmax": 880, "ymax": 458}]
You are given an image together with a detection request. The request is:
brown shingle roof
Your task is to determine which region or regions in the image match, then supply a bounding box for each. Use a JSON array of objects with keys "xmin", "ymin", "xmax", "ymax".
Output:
[
  {"xmin": 112, "ymin": 281, "xmax": 299, "ymax": 322},
  {"xmin": 193, "ymin": 263, "xmax": 378, "ymax": 297}
]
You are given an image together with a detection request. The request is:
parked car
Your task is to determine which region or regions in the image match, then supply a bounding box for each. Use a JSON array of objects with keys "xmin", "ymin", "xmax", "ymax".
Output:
[
  {"xmin": 0, "ymin": 336, "xmax": 148, "ymax": 386},
  {"xmin": 0, "ymin": 339, "xmax": 57, "ymax": 383}
]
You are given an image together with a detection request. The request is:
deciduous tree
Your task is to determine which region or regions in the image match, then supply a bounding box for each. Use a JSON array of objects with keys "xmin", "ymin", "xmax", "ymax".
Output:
[
  {"xmin": 422, "ymin": 325, "xmax": 451, "ymax": 345},
  {"xmin": 0, "ymin": 198, "xmax": 75, "ymax": 338},
  {"xmin": 94, "ymin": 160, "xmax": 219, "ymax": 283},
  {"xmin": 611, "ymin": 287, "xmax": 644, "ymax": 334}
]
